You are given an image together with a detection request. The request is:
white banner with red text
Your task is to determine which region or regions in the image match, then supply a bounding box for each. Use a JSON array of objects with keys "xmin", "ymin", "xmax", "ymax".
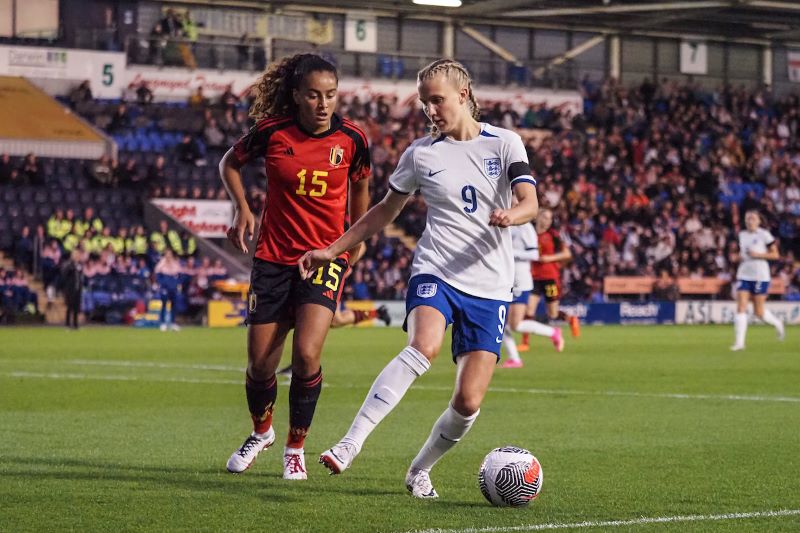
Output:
[{"xmin": 151, "ymin": 198, "xmax": 232, "ymax": 238}]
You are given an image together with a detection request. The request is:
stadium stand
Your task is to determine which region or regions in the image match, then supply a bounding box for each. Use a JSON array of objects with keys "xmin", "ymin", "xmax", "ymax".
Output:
[{"xmin": 2, "ymin": 73, "xmax": 799, "ymax": 326}]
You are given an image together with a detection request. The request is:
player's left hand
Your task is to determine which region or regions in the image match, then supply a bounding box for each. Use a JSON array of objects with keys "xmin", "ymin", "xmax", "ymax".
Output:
[
  {"xmin": 489, "ymin": 208, "xmax": 513, "ymax": 228},
  {"xmin": 299, "ymin": 248, "xmax": 335, "ymax": 279}
]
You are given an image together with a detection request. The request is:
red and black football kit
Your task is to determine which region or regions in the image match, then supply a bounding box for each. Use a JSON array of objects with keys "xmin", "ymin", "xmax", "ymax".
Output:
[
  {"xmin": 232, "ymin": 113, "xmax": 370, "ymax": 323},
  {"xmin": 531, "ymin": 228, "xmax": 563, "ymax": 302}
]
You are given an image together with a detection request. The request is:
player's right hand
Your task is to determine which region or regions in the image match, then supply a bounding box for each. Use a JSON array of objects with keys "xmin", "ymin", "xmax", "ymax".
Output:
[
  {"xmin": 227, "ymin": 207, "xmax": 255, "ymax": 254},
  {"xmin": 299, "ymin": 248, "xmax": 334, "ymax": 279}
]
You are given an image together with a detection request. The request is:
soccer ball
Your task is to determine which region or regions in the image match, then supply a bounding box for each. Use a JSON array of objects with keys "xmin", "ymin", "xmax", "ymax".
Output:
[{"xmin": 478, "ymin": 446, "xmax": 542, "ymax": 507}]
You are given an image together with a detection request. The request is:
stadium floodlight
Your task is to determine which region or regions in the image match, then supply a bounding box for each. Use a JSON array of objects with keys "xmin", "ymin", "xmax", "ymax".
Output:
[{"xmin": 412, "ymin": 0, "xmax": 462, "ymax": 7}]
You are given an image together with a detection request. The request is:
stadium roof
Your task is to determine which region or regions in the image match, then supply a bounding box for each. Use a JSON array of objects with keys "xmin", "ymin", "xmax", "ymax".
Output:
[{"xmin": 267, "ymin": 0, "xmax": 800, "ymax": 44}]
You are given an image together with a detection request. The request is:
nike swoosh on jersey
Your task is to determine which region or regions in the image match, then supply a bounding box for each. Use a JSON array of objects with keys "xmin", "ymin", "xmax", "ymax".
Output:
[
  {"xmin": 495, "ymin": 336, "xmax": 503, "ymax": 343},
  {"xmin": 428, "ymin": 169, "xmax": 445, "ymax": 176}
]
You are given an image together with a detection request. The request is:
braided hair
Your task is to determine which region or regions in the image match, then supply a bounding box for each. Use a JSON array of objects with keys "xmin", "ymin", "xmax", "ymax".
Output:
[
  {"xmin": 249, "ymin": 54, "xmax": 338, "ymax": 120},
  {"xmin": 417, "ymin": 59, "xmax": 480, "ymax": 138}
]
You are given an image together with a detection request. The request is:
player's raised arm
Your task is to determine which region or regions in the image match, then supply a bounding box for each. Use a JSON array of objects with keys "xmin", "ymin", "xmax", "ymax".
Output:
[{"xmin": 299, "ymin": 189, "xmax": 410, "ymax": 278}]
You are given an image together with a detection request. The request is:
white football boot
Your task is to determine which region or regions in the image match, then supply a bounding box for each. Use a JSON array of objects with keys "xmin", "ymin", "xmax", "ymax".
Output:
[
  {"xmin": 730, "ymin": 343, "xmax": 745, "ymax": 352},
  {"xmin": 319, "ymin": 441, "xmax": 359, "ymax": 475},
  {"xmin": 405, "ymin": 468, "xmax": 439, "ymax": 499},
  {"xmin": 283, "ymin": 447, "xmax": 307, "ymax": 480},
  {"xmin": 226, "ymin": 427, "xmax": 275, "ymax": 473}
]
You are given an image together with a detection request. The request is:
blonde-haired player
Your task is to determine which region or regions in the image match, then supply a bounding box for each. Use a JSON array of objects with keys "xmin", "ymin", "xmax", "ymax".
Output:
[
  {"xmin": 731, "ymin": 210, "xmax": 785, "ymax": 351},
  {"xmin": 301, "ymin": 58, "xmax": 538, "ymax": 498}
]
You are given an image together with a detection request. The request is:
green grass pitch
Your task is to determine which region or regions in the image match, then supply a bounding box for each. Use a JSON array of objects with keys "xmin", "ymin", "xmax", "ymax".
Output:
[{"xmin": 1, "ymin": 325, "xmax": 799, "ymax": 532}]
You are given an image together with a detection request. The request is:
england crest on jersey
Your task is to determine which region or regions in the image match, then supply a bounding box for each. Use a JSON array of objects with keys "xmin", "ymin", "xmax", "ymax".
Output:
[
  {"xmin": 484, "ymin": 157, "xmax": 502, "ymax": 179},
  {"xmin": 417, "ymin": 283, "xmax": 437, "ymax": 298}
]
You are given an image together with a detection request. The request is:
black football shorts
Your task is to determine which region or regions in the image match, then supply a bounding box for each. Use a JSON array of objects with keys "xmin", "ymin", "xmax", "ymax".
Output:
[{"xmin": 246, "ymin": 257, "xmax": 348, "ymax": 325}]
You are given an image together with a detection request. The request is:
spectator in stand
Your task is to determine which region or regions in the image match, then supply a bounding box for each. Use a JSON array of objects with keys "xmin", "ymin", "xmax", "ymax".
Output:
[
  {"xmin": 149, "ymin": 23, "xmax": 166, "ymax": 66},
  {"xmin": 13, "ymin": 226, "xmax": 34, "ymax": 271},
  {"xmin": 208, "ymin": 258, "xmax": 227, "ymax": 281},
  {"xmin": 176, "ymin": 134, "xmax": 204, "ymax": 165},
  {"xmin": 108, "ymin": 104, "xmax": 131, "ymax": 133},
  {"xmin": 146, "ymin": 154, "xmax": 167, "ymax": 186},
  {"xmin": 219, "ymin": 83, "xmax": 240, "ymax": 111},
  {"xmin": 218, "ymin": 108, "xmax": 242, "ymax": 144},
  {"xmin": 203, "ymin": 117, "xmax": 226, "ymax": 148},
  {"xmin": 69, "ymin": 80, "xmax": 93, "ymax": 109},
  {"xmin": 19, "ymin": 153, "xmax": 43, "ymax": 185},
  {"xmin": 76, "ymin": 207, "xmax": 104, "ymax": 238},
  {"xmin": 47, "ymin": 209, "xmax": 68, "ymax": 241},
  {"xmin": 136, "ymin": 81, "xmax": 154, "ymax": 105},
  {"xmin": 188, "ymin": 86, "xmax": 207, "ymax": 108},
  {"xmin": 60, "ymin": 250, "xmax": 84, "ymax": 330},
  {"xmin": 652, "ymin": 269, "xmax": 679, "ymax": 301},
  {"xmin": 87, "ymin": 155, "xmax": 117, "ymax": 187},
  {"xmin": 40, "ymin": 239, "xmax": 61, "ymax": 304},
  {"xmin": 0, "ymin": 153, "xmax": 15, "ymax": 185},
  {"xmin": 159, "ymin": 8, "xmax": 183, "ymax": 37},
  {"xmin": 116, "ymin": 158, "xmax": 140, "ymax": 187}
]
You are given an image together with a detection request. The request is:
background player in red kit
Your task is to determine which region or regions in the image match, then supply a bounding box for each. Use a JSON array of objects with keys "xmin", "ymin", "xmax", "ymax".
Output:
[
  {"xmin": 519, "ymin": 208, "xmax": 580, "ymax": 350},
  {"xmin": 219, "ymin": 54, "xmax": 370, "ymax": 480}
]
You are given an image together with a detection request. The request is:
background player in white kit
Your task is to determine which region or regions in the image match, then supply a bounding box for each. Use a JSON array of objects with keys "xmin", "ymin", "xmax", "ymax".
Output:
[
  {"xmin": 731, "ymin": 210, "xmax": 785, "ymax": 351},
  {"xmin": 299, "ymin": 59, "xmax": 538, "ymax": 498},
  {"xmin": 501, "ymin": 216, "xmax": 564, "ymax": 369}
]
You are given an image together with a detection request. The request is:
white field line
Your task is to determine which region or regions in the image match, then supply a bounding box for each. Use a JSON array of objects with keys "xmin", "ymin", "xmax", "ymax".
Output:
[
  {"xmin": 420, "ymin": 385, "xmax": 800, "ymax": 404},
  {"xmin": 404, "ymin": 509, "xmax": 800, "ymax": 533},
  {"xmin": 2, "ymin": 361, "xmax": 800, "ymax": 404},
  {"xmin": 4, "ymin": 371, "xmax": 241, "ymax": 386},
  {"xmin": 69, "ymin": 358, "xmax": 245, "ymax": 372}
]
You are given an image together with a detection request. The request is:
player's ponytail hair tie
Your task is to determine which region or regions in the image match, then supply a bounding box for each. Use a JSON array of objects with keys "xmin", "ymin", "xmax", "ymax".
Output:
[
  {"xmin": 249, "ymin": 54, "xmax": 338, "ymax": 120},
  {"xmin": 418, "ymin": 58, "xmax": 481, "ymax": 138}
]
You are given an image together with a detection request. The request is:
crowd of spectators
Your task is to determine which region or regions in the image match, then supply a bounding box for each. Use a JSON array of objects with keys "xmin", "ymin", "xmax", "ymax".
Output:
[
  {"xmin": 0, "ymin": 267, "xmax": 38, "ymax": 322},
  {"xmin": 335, "ymin": 78, "xmax": 800, "ymax": 301},
  {"xmin": 6, "ymin": 76, "xmax": 800, "ymax": 307},
  {"xmin": 9, "ymin": 209, "xmax": 228, "ymax": 323}
]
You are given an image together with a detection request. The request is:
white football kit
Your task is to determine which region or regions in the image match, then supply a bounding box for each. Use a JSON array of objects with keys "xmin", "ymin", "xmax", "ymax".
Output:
[
  {"xmin": 388, "ymin": 123, "xmax": 536, "ymax": 301},
  {"xmin": 736, "ymin": 228, "xmax": 774, "ymax": 282},
  {"xmin": 512, "ymin": 223, "xmax": 539, "ymax": 294}
]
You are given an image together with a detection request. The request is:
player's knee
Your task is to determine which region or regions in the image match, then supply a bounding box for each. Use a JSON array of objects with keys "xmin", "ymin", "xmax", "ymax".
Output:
[
  {"xmin": 451, "ymin": 395, "xmax": 481, "ymax": 417},
  {"xmin": 409, "ymin": 341, "xmax": 440, "ymax": 361},
  {"xmin": 291, "ymin": 357, "xmax": 320, "ymax": 379},
  {"xmin": 247, "ymin": 359, "xmax": 272, "ymax": 381},
  {"xmin": 291, "ymin": 345, "xmax": 322, "ymax": 376}
]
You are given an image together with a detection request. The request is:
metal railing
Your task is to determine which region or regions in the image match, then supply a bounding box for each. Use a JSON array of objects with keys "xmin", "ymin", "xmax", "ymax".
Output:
[
  {"xmin": 117, "ymin": 32, "xmax": 581, "ymax": 89},
  {"xmin": 122, "ymin": 33, "xmax": 266, "ymax": 71}
]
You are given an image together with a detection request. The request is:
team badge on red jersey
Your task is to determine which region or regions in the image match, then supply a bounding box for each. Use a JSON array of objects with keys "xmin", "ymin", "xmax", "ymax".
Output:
[{"xmin": 329, "ymin": 145, "xmax": 344, "ymax": 166}]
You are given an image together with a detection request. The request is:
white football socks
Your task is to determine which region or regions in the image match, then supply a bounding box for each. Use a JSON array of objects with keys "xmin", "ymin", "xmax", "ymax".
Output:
[
  {"xmin": 409, "ymin": 404, "xmax": 479, "ymax": 473},
  {"xmin": 516, "ymin": 319, "xmax": 555, "ymax": 338},
  {"xmin": 761, "ymin": 309, "xmax": 782, "ymax": 331},
  {"xmin": 734, "ymin": 312, "xmax": 748, "ymax": 347},
  {"xmin": 340, "ymin": 346, "xmax": 430, "ymax": 453},
  {"xmin": 502, "ymin": 327, "xmax": 521, "ymax": 362}
]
